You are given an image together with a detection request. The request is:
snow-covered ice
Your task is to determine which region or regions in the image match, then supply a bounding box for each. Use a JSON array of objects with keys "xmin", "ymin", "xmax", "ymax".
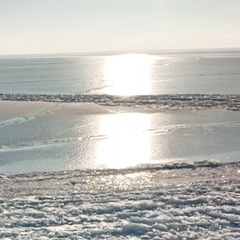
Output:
[
  {"xmin": 1, "ymin": 93, "xmax": 240, "ymax": 111},
  {"xmin": 0, "ymin": 162, "xmax": 239, "ymax": 239}
]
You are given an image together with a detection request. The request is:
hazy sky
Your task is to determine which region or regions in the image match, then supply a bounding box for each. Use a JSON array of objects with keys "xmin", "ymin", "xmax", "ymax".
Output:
[{"xmin": 1, "ymin": 0, "xmax": 240, "ymax": 54}]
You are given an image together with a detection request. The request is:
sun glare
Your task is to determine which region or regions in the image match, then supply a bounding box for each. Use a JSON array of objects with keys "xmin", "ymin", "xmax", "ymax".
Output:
[
  {"xmin": 96, "ymin": 113, "xmax": 151, "ymax": 168},
  {"xmin": 105, "ymin": 54, "xmax": 158, "ymax": 95}
]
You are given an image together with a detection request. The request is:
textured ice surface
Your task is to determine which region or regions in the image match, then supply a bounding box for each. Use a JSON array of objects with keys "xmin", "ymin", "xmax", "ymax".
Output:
[
  {"xmin": 1, "ymin": 93, "xmax": 240, "ymax": 111},
  {"xmin": 0, "ymin": 162, "xmax": 239, "ymax": 239},
  {"xmin": 1, "ymin": 98, "xmax": 240, "ymax": 173}
]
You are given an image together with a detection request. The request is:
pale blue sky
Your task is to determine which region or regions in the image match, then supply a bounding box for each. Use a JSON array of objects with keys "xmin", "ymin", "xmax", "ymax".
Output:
[{"xmin": 1, "ymin": 0, "xmax": 240, "ymax": 54}]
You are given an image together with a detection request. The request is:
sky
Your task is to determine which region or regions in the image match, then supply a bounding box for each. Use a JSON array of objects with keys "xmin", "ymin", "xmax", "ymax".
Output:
[{"xmin": 0, "ymin": 0, "xmax": 240, "ymax": 55}]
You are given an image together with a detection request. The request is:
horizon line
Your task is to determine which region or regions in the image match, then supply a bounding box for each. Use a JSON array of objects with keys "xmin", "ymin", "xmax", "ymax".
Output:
[{"xmin": 1, "ymin": 46, "xmax": 240, "ymax": 57}]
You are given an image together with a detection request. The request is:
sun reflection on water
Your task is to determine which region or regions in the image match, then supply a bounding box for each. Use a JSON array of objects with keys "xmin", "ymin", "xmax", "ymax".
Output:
[
  {"xmin": 105, "ymin": 54, "xmax": 158, "ymax": 95},
  {"xmin": 96, "ymin": 113, "xmax": 151, "ymax": 168}
]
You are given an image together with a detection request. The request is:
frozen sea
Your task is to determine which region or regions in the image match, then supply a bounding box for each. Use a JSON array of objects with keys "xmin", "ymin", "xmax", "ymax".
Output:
[
  {"xmin": 0, "ymin": 49, "xmax": 240, "ymax": 239},
  {"xmin": 1, "ymin": 48, "xmax": 240, "ymax": 96},
  {"xmin": 1, "ymin": 103, "xmax": 240, "ymax": 173},
  {"xmin": 1, "ymin": 48, "xmax": 240, "ymax": 173}
]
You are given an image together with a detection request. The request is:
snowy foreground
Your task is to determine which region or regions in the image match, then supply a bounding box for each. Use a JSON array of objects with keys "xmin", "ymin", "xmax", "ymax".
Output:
[{"xmin": 0, "ymin": 162, "xmax": 240, "ymax": 240}]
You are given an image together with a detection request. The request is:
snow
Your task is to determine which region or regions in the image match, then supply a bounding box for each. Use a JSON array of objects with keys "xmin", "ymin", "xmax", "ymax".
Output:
[
  {"xmin": 1, "ymin": 93, "xmax": 240, "ymax": 111},
  {"xmin": 0, "ymin": 162, "xmax": 240, "ymax": 239}
]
